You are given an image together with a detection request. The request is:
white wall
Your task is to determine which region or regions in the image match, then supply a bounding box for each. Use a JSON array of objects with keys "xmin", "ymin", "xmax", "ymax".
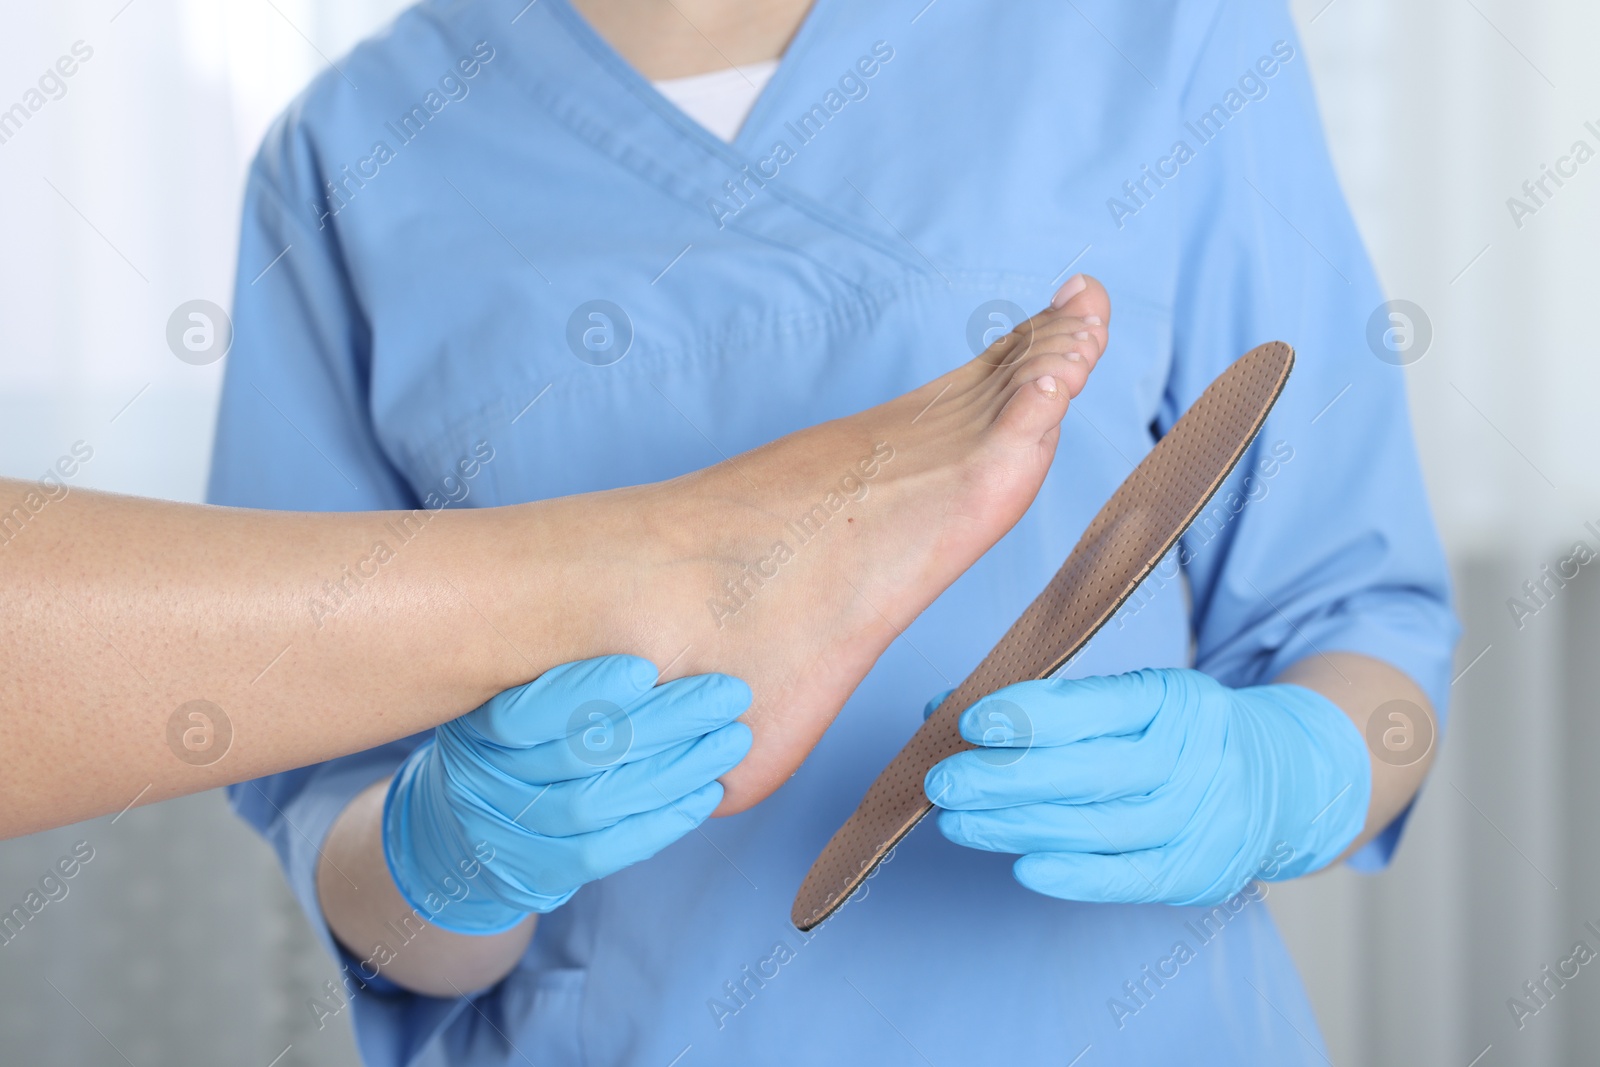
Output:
[
  {"xmin": 1273, "ymin": 2, "xmax": 1600, "ymax": 1063},
  {"xmin": 1, "ymin": 1, "xmax": 1595, "ymax": 1063}
]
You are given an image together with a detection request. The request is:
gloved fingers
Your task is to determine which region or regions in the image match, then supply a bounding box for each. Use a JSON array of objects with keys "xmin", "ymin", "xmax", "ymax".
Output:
[
  {"xmin": 466, "ymin": 671, "xmax": 752, "ymax": 782},
  {"xmin": 955, "ymin": 670, "xmax": 1175, "ymax": 750},
  {"xmin": 935, "ymin": 798, "xmax": 1178, "ymax": 856},
  {"xmin": 586, "ymin": 671, "xmax": 752, "ymax": 760},
  {"xmin": 924, "ymin": 736, "xmax": 1177, "ymax": 810},
  {"xmin": 512, "ymin": 723, "xmax": 752, "ymax": 837},
  {"xmin": 1012, "ymin": 847, "xmax": 1252, "ymax": 907},
  {"xmin": 1011, "ymin": 848, "xmax": 1190, "ymax": 905},
  {"xmin": 922, "ymin": 688, "xmax": 956, "ymax": 721},
  {"xmin": 464, "ymin": 655, "xmax": 660, "ymax": 747},
  {"xmin": 497, "ymin": 781, "xmax": 725, "ymax": 899}
]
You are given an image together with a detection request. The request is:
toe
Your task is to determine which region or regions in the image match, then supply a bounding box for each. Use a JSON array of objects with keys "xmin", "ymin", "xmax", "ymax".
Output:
[
  {"xmin": 1024, "ymin": 319, "xmax": 1104, "ymax": 378},
  {"xmin": 991, "ymin": 365, "xmax": 1073, "ymax": 446},
  {"xmin": 1047, "ymin": 274, "xmax": 1111, "ymax": 362},
  {"xmin": 960, "ymin": 275, "xmax": 1111, "ymax": 412},
  {"xmin": 1010, "ymin": 348, "xmax": 1093, "ymax": 399}
]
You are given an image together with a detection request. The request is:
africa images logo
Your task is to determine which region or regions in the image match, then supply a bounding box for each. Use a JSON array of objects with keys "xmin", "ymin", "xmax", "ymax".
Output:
[{"xmin": 1105, "ymin": 41, "xmax": 1297, "ymax": 230}]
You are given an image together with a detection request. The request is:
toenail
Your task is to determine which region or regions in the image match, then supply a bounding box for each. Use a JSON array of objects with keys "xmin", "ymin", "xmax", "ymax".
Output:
[
  {"xmin": 1035, "ymin": 375, "xmax": 1060, "ymax": 396},
  {"xmin": 1066, "ymin": 351, "xmax": 1083, "ymax": 363},
  {"xmin": 1083, "ymin": 315, "xmax": 1102, "ymax": 327},
  {"xmin": 1051, "ymin": 274, "xmax": 1087, "ymax": 308},
  {"xmin": 1073, "ymin": 331, "xmax": 1091, "ymax": 341}
]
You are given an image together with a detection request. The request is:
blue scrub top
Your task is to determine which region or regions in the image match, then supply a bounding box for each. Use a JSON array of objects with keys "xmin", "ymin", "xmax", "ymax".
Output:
[{"xmin": 209, "ymin": 0, "xmax": 1458, "ymax": 1063}]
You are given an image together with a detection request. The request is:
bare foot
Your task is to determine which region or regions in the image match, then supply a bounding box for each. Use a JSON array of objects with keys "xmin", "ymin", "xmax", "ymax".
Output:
[{"xmin": 607, "ymin": 275, "xmax": 1113, "ymax": 813}]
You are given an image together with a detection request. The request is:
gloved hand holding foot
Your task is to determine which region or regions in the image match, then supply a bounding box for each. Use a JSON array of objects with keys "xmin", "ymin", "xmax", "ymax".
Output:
[
  {"xmin": 383, "ymin": 654, "xmax": 753, "ymax": 934},
  {"xmin": 924, "ymin": 667, "xmax": 1373, "ymax": 906}
]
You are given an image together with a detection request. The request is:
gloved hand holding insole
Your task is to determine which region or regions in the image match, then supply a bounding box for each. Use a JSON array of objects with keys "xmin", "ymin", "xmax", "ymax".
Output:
[
  {"xmin": 925, "ymin": 668, "xmax": 1371, "ymax": 906},
  {"xmin": 383, "ymin": 654, "xmax": 753, "ymax": 934}
]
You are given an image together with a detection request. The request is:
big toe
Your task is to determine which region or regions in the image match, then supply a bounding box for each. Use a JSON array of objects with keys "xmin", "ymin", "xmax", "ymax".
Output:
[{"xmin": 990, "ymin": 365, "xmax": 1074, "ymax": 447}]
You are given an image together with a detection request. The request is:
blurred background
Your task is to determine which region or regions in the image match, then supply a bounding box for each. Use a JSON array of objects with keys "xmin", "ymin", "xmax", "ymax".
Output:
[{"xmin": 0, "ymin": 0, "xmax": 1594, "ymax": 1063}]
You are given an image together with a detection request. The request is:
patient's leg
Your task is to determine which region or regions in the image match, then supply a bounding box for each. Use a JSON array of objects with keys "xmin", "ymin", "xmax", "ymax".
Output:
[
  {"xmin": 0, "ymin": 276, "xmax": 1106, "ymax": 842},
  {"xmin": 540, "ymin": 275, "xmax": 1111, "ymax": 812},
  {"xmin": 310, "ymin": 276, "xmax": 1108, "ymax": 998}
]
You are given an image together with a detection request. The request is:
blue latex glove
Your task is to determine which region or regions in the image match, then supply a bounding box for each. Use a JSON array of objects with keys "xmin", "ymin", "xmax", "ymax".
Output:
[
  {"xmin": 924, "ymin": 668, "xmax": 1371, "ymax": 906},
  {"xmin": 384, "ymin": 655, "xmax": 752, "ymax": 934}
]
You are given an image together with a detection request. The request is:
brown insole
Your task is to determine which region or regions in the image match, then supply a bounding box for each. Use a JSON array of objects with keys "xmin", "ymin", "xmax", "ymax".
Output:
[{"xmin": 790, "ymin": 341, "xmax": 1295, "ymax": 931}]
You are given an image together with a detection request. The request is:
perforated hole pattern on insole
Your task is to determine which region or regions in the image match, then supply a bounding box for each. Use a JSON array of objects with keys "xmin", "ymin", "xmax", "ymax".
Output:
[{"xmin": 791, "ymin": 341, "xmax": 1295, "ymax": 930}]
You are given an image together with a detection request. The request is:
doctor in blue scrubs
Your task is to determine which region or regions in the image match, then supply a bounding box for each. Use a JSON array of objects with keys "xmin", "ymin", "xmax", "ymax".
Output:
[{"xmin": 209, "ymin": 0, "xmax": 1458, "ymax": 1062}]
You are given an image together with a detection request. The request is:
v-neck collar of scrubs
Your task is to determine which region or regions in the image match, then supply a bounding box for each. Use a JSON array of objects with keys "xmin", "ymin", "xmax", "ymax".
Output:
[
  {"xmin": 431, "ymin": 0, "xmax": 933, "ymax": 286},
  {"xmin": 546, "ymin": 0, "xmax": 839, "ymax": 159},
  {"xmin": 652, "ymin": 61, "xmax": 780, "ymax": 144}
]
